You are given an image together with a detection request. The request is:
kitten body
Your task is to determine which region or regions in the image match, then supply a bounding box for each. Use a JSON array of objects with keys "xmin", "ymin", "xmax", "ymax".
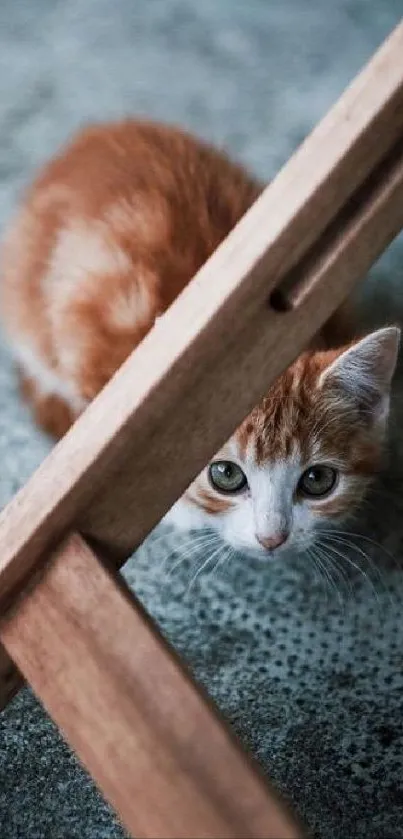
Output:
[{"xmin": 0, "ymin": 120, "xmax": 399, "ymax": 558}]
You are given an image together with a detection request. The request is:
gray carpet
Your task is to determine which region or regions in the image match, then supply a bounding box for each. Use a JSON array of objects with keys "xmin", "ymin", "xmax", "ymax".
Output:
[{"xmin": 0, "ymin": 1, "xmax": 403, "ymax": 837}]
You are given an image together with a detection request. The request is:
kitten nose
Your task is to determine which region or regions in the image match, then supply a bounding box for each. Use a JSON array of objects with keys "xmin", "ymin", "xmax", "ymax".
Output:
[{"xmin": 257, "ymin": 531, "xmax": 288, "ymax": 550}]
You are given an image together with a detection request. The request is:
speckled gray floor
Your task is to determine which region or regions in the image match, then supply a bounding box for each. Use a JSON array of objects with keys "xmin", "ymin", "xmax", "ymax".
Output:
[{"xmin": 0, "ymin": 2, "xmax": 403, "ymax": 838}]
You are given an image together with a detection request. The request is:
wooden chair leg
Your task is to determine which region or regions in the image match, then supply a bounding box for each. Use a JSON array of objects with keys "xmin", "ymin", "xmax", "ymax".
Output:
[{"xmin": 0, "ymin": 533, "xmax": 300, "ymax": 839}]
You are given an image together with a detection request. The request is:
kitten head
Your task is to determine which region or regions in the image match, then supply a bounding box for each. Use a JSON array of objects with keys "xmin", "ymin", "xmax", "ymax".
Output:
[{"xmin": 168, "ymin": 327, "xmax": 400, "ymax": 558}]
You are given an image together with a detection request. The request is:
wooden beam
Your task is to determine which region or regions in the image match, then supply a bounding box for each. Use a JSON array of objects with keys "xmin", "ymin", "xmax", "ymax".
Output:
[
  {"xmin": 85, "ymin": 134, "xmax": 403, "ymax": 554},
  {"xmin": 0, "ymin": 533, "xmax": 301, "ymax": 839},
  {"xmin": 0, "ymin": 645, "xmax": 22, "ymax": 707},
  {"xmin": 0, "ymin": 22, "xmax": 403, "ymax": 603}
]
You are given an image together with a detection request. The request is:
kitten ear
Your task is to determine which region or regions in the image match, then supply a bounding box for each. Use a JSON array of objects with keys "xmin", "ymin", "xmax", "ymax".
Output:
[{"xmin": 319, "ymin": 327, "xmax": 400, "ymax": 421}]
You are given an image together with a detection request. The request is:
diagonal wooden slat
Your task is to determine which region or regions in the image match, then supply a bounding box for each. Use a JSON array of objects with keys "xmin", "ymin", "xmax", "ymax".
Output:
[
  {"xmin": 0, "ymin": 533, "xmax": 301, "ymax": 839},
  {"xmin": 84, "ymin": 133, "xmax": 403, "ymax": 554}
]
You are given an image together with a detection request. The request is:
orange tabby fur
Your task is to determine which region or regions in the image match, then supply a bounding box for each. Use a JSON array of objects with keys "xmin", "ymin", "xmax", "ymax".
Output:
[
  {"xmin": 1, "ymin": 121, "xmax": 265, "ymax": 434},
  {"xmin": 0, "ymin": 119, "xmax": 351, "ymax": 436}
]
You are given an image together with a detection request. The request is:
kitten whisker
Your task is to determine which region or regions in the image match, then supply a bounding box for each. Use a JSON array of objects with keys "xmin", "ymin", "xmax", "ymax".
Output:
[
  {"xmin": 208, "ymin": 545, "xmax": 233, "ymax": 580},
  {"xmin": 306, "ymin": 547, "xmax": 331, "ymax": 604},
  {"xmin": 309, "ymin": 545, "xmax": 346, "ymax": 610},
  {"xmin": 162, "ymin": 534, "xmax": 220, "ymax": 577},
  {"xmin": 184, "ymin": 543, "xmax": 225, "ymax": 597},
  {"xmin": 320, "ymin": 528, "xmax": 400, "ymax": 570},
  {"xmin": 320, "ymin": 534, "xmax": 397, "ymax": 609},
  {"xmin": 314, "ymin": 542, "xmax": 353, "ymax": 601},
  {"xmin": 169, "ymin": 537, "xmax": 220, "ymax": 564},
  {"xmin": 318, "ymin": 537, "xmax": 382, "ymax": 608},
  {"xmin": 153, "ymin": 533, "xmax": 205, "ymax": 570},
  {"xmin": 170, "ymin": 531, "xmax": 219, "ymax": 550},
  {"xmin": 321, "ymin": 533, "xmax": 391, "ymax": 593}
]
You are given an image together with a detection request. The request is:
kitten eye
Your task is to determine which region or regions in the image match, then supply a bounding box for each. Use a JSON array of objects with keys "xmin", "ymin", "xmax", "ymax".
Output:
[
  {"xmin": 298, "ymin": 465, "xmax": 338, "ymax": 498},
  {"xmin": 208, "ymin": 461, "xmax": 247, "ymax": 494}
]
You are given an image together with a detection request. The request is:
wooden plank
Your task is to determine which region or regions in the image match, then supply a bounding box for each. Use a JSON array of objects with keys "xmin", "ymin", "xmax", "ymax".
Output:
[
  {"xmin": 0, "ymin": 533, "xmax": 301, "ymax": 839},
  {"xmin": 0, "ymin": 644, "xmax": 22, "ymax": 707},
  {"xmin": 84, "ymin": 136, "xmax": 403, "ymax": 554},
  {"xmin": 0, "ymin": 23, "xmax": 403, "ymax": 604}
]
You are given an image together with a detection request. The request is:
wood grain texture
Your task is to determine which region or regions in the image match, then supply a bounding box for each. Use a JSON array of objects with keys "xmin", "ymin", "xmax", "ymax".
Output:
[
  {"xmin": 0, "ymin": 23, "xmax": 403, "ymax": 596},
  {"xmin": 0, "ymin": 533, "xmax": 301, "ymax": 839}
]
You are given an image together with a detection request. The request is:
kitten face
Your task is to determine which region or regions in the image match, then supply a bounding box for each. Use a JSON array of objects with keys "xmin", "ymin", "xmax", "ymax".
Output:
[{"xmin": 166, "ymin": 328, "xmax": 400, "ymax": 558}]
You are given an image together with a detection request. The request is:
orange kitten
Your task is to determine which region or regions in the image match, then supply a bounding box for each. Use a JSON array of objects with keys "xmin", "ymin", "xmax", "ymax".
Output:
[{"xmin": 0, "ymin": 120, "xmax": 399, "ymax": 557}]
